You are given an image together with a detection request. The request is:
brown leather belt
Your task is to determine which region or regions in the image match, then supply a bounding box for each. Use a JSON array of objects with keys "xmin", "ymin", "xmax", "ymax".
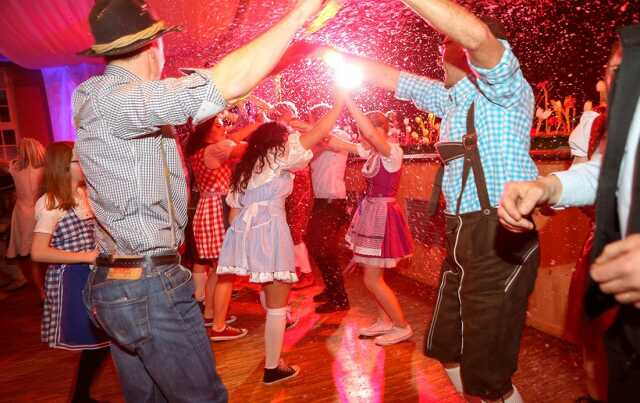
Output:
[{"xmin": 96, "ymin": 253, "xmax": 180, "ymax": 268}]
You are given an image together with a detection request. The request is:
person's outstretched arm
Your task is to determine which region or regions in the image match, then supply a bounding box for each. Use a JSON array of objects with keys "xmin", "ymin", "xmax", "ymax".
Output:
[
  {"xmin": 211, "ymin": 0, "xmax": 325, "ymax": 102},
  {"xmin": 499, "ymin": 152, "xmax": 602, "ymax": 232},
  {"xmin": 299, "ymin": 96, "xmax": 345, "ymax": 150},
  {"xmin": 343, "ymin": 54, "xmax": 401, "ymax": 92},
  {"xmin": 401, "ymin": 0, "xmax": 504, "ymax": 68},
  {"xmin": 344, "ymin": 97, "xmax": 391, "ymax": 157}
]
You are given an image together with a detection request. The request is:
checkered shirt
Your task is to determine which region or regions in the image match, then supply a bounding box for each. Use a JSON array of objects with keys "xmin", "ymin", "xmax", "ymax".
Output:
[
  {"xmin": 73, "ymin": 65, "xmax": 227, "ymax": 255},
  {"xmin": 190, "ymin": 149, "xmax": 232, "ymax": 258},
  {"xmin": 396, "ymin": 40, "xmax": 537, "ymax": 214},
  {"xmin": 41, "ymin": 209, "xmax": 95, "ymax": 347}
]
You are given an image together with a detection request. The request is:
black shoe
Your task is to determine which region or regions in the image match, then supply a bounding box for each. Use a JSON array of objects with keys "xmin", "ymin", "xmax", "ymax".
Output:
[
  {"xmin": 263, "ymin": 364, "xmax": 300, "ymax": 385},
  {"xmin": 315, "ymin": 302, "xmax": 350, "ymax": 314},
  {"xmin": 286, "ymin": 315, "xmax": 299, "ymax": 330},
  {"xmin": 313, "ymin": 291, "xmax": 330, "ymax": 303},
  {"xmin": 575, "ymin": 396, "xmax": 605, "ymax": 403}
]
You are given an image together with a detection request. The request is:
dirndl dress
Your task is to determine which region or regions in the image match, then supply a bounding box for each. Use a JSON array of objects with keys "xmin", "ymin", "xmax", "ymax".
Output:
[
  {"xmin": 217, "ymin": 132, "xmax": 313, "ymax": 283},
  {"xmin": 41, "ymin": 208, "xmax": 109, "ymax": 350},
  {"xmin": 346, "ymin": 144, "xmax": 413, "ymax": 268},
  {"xmin": 190, "ymin": 148, "xmax": 232, "ymax": 259}
]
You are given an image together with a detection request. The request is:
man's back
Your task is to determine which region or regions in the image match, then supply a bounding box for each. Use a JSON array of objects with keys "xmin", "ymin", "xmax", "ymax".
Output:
[{"xmin": 73, "ymin": 65, "xmax": 226, "ymax": 255}]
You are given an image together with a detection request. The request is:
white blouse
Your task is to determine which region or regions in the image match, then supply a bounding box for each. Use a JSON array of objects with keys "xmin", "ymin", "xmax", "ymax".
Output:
[
  {"xmin": 34, "ymin": 188, "xmax": 94, "ymax": 235},
  {"xmin": 226, "ymin": 132, "xmax": 312, "ymax": 208},
  {"xmin": 356, "ymin": 142, "xmax": 403, "ymax": 175}
]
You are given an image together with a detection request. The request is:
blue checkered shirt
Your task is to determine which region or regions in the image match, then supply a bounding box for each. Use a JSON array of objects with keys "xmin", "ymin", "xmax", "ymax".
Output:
[
  {"xmin": 73, "ymin": 65, "xmax": 227, "ymax": 255},
  {"xmin": 396, "ymin": 40, "xmax": 537, "ymax": 214}
]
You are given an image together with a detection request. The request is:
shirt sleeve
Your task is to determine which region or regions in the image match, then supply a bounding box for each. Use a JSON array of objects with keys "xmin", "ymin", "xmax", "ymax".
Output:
[
  {"xmin": 552, "ymin": 151, "xmax": 602, "ymax": 207},
  {"xmin": 225, "ymin": 191, "xmax": 242, "ymax": 209},
  {"xmin": 469, "ymin": 40, "xmax": 529, "ymax": 109},
  {"xmin": 395, "ymin": 72, "xmax": 449, "ymax": 118},
  {"xmin": 356, "ymin": 143, "xmax": 371, "ymax": 159},
  {"xmin": 279, "ymin": 132, "xmax": 314, "ymax": 172},
  {"xmin": 568, "ymin": 111, "xmax": 599, "ymax": 157},
  {"xmin": 331, "ymin": 128, "xmax": 352, "ymax": 141},
  {"xmin": 96, "ymin": 71, "xmax": 228, "ymax": 139},
  {"xmin": 204, "ymin": 139, "xmax": 236, "ymax": 169},
  {"xmin": 33, "ymin": 196, "xmax": 63, "ymax": 235},
  {"xmin": 380, "ymin": 143, "xmax": 403, "ymax": 173}
]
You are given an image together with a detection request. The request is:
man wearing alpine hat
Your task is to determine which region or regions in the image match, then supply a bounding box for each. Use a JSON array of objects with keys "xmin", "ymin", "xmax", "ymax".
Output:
[{"xmin": 74, "ymin": 0, "xmax": 326, "ymax": 401}]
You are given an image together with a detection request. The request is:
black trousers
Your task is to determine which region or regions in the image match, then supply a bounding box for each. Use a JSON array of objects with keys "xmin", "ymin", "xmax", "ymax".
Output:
[
  {"xmin": 425, "ymin": 210, "xmax": 539, "ymax": 400},
  {"xmin": 605, "ymin": 306, "xmax": 640, "ymax": 403},
  {"xmin": 305, "ymin": 198, "xmax": 350, "ymax": 306}
]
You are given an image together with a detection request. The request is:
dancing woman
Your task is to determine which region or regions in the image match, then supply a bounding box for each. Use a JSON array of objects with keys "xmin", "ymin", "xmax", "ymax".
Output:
[
  {"xmin": 327, "ymin": 95, "xmax": 414, "ymax": 346},
  {"xmin": 186, "ymin": 115, "xmax": 256, "ymax": 341},
  {"xmin": 217, "ymin": 96, "xmax": 344, "ymax": 385}
]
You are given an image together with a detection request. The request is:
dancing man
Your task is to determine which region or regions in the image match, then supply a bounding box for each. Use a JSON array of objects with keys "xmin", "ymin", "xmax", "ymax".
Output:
[
  {"xmin": 341, "ymin": 0, "xmax": 538, "ymax": 400},
  {"xmin": 306, "ymin": 103, "xmax": 352, "ymax": 313},
  {"xmin": 74, "ymin": 0, "xmax": 325, "ymax": 401}
]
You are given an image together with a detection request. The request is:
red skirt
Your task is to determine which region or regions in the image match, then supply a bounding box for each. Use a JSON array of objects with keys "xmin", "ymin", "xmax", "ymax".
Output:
[
  {"xmin": 285, "ymin": 168, "xmax": 313, "ymax": 245},
  {"xmin": 193, "ymin": 195, "xmax": 226, "ymax": 259}
]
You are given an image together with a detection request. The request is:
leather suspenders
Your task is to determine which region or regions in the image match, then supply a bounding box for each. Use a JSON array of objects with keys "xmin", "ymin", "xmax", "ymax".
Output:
[{"xmin": 431, "ymin": 103, "xmax": 492, "ymax": 216}]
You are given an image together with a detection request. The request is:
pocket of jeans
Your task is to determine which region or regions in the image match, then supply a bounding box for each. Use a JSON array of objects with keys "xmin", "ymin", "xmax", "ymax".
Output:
[
  {"xmin": 163, "ymin": 265, "xmax": 193, "ymax": 292},
  {"xmin": 93, "ymin": 296, "xmax": 151, "ymax": 350}
]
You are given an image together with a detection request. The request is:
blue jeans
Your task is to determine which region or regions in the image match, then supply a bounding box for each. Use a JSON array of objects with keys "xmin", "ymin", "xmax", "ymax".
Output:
[{"xmin": 84, "ymin": 263, "xmax": 228, "ymax": 403}]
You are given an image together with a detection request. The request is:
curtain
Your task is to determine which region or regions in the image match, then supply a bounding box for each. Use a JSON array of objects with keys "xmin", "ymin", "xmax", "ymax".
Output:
[
  {"xmin": 0, "ymin": 0, "xmax": 278, "ymax": 71},
  {"xmin": 41, "ymin": 64, "xmax": 105, "ymax": 141},
  {"xmin": 0, "ymin": 0, "xmax": 282, "ymax": 140}
]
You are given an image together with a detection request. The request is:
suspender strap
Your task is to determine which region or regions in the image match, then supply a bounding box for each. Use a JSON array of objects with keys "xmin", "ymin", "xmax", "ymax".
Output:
[
  {"xmin": 159, "ymin": 127, "xmax": 179, "ymax": 250},
  {"xmin": 433, "ymin": 103, "xmax": 493, "ymax": 216},
  {"xmin": 426, "ymin": 164, "xmax": 444, "ymax": 217}
]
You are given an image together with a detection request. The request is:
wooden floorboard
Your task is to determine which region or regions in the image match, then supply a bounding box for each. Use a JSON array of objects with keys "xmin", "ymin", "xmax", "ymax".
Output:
[{"xmin": 0, "ymin": 270, "xmax": 586, "ymax": 403}]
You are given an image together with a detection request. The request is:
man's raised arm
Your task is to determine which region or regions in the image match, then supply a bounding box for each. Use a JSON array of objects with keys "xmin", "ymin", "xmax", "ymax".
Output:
[
  {"xmin": 401, "ymin": 0, "xmax": 504, "ymax": 69},
  {"xmin": 210, "ymin": 0, "xmax": 324, "ymax": 102}
]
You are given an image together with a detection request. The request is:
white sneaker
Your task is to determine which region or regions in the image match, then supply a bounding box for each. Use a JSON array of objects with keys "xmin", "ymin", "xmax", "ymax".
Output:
[
  {"xmin": 374, "ymin": 325, "xmax": 413, "ymax": 346},
  {"xmin": 359, "ymin": 318, "xmax": 394, "ymax": 337}
]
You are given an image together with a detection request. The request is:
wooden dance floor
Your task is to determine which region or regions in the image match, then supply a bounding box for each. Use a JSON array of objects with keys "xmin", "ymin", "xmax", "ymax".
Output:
[{"xmin": 0, "ymin": 270, "xmax": 586, "ymax": 402}]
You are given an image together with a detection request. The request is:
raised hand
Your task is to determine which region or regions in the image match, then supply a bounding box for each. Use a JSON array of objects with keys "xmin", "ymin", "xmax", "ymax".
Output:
[{"xmin": 292, "ymin": 0, "xmax": 328, "ymax": 21}]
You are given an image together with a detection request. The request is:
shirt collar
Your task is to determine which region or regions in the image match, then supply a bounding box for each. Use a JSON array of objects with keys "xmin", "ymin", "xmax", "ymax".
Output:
[
  {"xmin": 449, "ymin": 76, "xmax": 477, "ymax": 106},
  {"xmin": 104, "ymin": 64, "xmax": 143, "ymax": 82}
]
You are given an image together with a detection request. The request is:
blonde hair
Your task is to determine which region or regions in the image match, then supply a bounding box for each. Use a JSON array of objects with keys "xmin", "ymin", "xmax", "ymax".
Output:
[
  {"xmin": 13, "ymin": 138, "xmax": 46, "ymax": 170},
  {"xmin": 365, "ymin": 111, "xmax": 389, "ymax": 133}
]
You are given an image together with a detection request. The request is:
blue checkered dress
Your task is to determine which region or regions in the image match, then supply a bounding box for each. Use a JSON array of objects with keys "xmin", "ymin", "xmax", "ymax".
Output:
[
  {"xmin": 41, "ymin": 208, "xmax": 109, "ymax": 350},
  {"xmin": 395, "ymin": 40, "xmax": 538, "ymax": 214}
]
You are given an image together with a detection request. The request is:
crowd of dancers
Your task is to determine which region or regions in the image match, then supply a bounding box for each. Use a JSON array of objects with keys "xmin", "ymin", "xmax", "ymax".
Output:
[{"xmin": 2, "ymin": 0, "xmax": 639, "ymax": 402}]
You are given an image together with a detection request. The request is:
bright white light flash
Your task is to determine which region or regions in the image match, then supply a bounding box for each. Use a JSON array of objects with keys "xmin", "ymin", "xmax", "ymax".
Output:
[{"xmin": 322, "ymin": 49, "xmax": 363, "ymax": 89}]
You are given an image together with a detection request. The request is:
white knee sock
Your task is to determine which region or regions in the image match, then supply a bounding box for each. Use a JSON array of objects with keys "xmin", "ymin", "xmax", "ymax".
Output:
[
  {"xmin": 294, "ymin": 242, "xmax": 312, "ymax": 274},
  {"xmin": 503, "ymin": 385, "xmax": 524, "ymax": 403},
  {"xmin": 264, "ymin": 307, "xmax": 288, "ymax": 369},
  {"xmin": 259, "ymin": 290, "xmax": 267, "ymax": 310},
  {"xmin": 192, "ymin": 272, "xmax": 207, "ymax": 302},
  {"xmin": 445, "ymin": 366, "xmax": 463, "ymax": 394}
]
